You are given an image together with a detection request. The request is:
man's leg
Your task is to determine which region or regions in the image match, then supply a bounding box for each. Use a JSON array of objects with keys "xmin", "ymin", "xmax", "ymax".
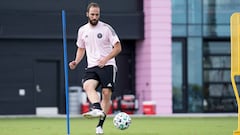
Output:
[
  {"xmin": 97, "ymin": 88, "xmax": 112, "ymax": 127},
  {"xmin": 82, "ymin": 79, "xmax": 104, "ymax": 118},
  {"xmin": 96, "ymin": 65, "xmax": 115, "ymax": 134},
  {"xmin": 101, "ymin": 88, "xmax": 112, "ymax": 113}
]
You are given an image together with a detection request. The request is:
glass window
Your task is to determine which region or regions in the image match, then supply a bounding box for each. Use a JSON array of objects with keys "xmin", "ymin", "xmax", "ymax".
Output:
[
  {"xmin": 172, "ymin": 41, "xmax": 183, "ymax": 111},
  {"xmin": 203, "ymin": 41, "xmax": 235, "ymax": 112},
  {"xmin": 203, "ymin": 25, "xmax": 230, "ymax": 37},
  {"xmin": 188, "ymin": 25, "xmax": 202, "ymax": 36},
  {"xmin": 188, "ymin": 38, "xmax": 203, "ymax": 112},
  {"xmin": 203, "ymin": 42, "xmax": 230, "ymax": 54},
  {"xmin": 188, "ymin": 38, "xmax": 202, "ymax": 86},
  {"xmin": 172, "ymin": 0, "xmax": 187, "ymax": 24},
  {"xmin": 172, "ymin": 25, "xmax": 187, "ymax": 37},
  {"xmin": 202, "ymin": 0, "xmax": 240, "ymax": 36},
  {"xmin": 203, "ymin": 56, "xmax": 230, "ymax": 68},
  {"xmin": 204, "ymin": 70, "xmax": 230, "ymax": 82},
  {"xmin": 203, "ymin": 0, "xmax": 240, "ymax": 24},
  {"xmin": 203, "ymin": 84, "xmax": 237, "ymax": 112},
  {"xmin": 188, "ymin": 0, "xmax": 202, "ymax": 24},
  {"xmin": 204, "ymin": 70, "xmax": 240, "ymax": 83}
]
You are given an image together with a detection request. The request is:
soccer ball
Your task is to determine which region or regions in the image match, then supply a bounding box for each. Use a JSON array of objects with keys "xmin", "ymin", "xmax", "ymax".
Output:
[{"xmin": 113, "ymin": 112, "xmax": 131, "ymax": 130}]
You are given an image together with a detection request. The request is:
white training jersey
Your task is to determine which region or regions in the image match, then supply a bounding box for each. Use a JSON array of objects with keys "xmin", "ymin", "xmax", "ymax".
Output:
[{"xmin": 76, "ymin": 21, "xmax": 120, "ymax": 68}]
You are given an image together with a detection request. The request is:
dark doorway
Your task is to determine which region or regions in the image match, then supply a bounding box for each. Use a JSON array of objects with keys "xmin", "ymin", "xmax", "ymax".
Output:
[{"xmin": 34, "ymin": 60, "xmax": 60, "ymax": 110}]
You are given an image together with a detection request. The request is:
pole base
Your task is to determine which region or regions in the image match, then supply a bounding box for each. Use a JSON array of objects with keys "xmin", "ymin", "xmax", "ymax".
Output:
[{"xmin": 234, "ymin": 130, "xmax": 240, "ymax": 135}]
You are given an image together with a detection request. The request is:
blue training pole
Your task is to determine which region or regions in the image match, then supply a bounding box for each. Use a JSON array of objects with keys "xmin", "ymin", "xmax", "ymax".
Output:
[{"xmin": 61, "ymin": 10, "xmax": 70, "ymax": 135}]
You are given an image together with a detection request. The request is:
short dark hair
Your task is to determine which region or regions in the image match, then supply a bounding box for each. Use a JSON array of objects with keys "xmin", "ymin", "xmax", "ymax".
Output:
[{"xmin": 87, "ymin": 2, "xmax": 100, "ymax": 12}]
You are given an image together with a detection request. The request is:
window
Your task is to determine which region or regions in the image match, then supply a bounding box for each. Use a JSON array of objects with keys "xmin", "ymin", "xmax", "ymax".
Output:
[{"xmin": 203, "ymin": 40, "xmax": 237, "ymax": 112}]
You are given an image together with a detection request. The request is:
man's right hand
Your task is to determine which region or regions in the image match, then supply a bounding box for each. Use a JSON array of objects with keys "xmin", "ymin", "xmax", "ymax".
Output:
[{"xmin": 69, "ymin": 61, "xmax": 77, "ymax": 70}]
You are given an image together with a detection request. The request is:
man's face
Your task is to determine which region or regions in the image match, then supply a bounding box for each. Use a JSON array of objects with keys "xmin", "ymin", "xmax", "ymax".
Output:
[{"xmin": 87, "ymin": 7, "xmax": 100, "ymax": 26}]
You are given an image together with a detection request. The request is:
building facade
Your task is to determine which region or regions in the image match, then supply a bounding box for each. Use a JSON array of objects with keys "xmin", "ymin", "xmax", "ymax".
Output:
[
  {"xmin": 0, "ymin": 0, "xmax": 143, "ymax": 114},
  {"xmin": 136, "ymin": 0, "xmax": 172, "ymax": 114},
  {"xmin": 136, "ymin": 0, "xmax": 239, "ymax": 114},
  {"xmin": 0, "ymin": 0, "xmax": 239, "ymax": 114}
]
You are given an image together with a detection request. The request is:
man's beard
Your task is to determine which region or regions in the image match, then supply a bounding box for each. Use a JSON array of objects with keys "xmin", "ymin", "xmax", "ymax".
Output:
[{"xmin": 89, "ymin": 19, "xmax": 98, "ymax": 26}]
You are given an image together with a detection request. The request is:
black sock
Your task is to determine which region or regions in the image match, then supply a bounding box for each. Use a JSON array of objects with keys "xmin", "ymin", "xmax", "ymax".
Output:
[
  {"xmin": 92, "ymin": 103, "xmax": 102, "ymax": 110},
  {"xmin": 97, "ymin": 113, "xmax": 106, "ymax": 127}
]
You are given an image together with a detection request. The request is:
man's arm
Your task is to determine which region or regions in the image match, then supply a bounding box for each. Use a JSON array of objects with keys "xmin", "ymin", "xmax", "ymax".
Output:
[
  {"xmin": 98, "ymin": 42, "xmax": 122, "ymax": 68},
  {"xmin": 69, "ymin": 47, "xmax": 86, "ymax": 70}
]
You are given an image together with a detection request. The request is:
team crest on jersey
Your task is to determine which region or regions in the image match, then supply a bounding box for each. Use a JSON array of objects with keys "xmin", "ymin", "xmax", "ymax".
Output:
[{"xmin": 97, "ymin": 33, "xmax": 102, "ymax": 38}]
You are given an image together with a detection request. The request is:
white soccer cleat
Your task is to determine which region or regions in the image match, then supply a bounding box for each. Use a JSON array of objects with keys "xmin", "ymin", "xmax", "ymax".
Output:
[
  {"xmin": 96, "ymin": 126, "xmax": 104, "ymax": 135},
  {"xmin": 82, "ymin": 109, "xmax": 104, "ymax": 118}
]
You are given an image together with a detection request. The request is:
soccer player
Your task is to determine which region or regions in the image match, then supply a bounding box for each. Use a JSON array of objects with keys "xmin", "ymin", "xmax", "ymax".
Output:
[{"xmin": 69, "ymin": 2, "xmax": 122, "ymax": 135}]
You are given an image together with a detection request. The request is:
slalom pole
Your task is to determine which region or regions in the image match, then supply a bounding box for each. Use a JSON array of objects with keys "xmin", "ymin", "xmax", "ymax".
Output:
[
  {"xmin": 231, "ymin": 12, "xmax": 240, "ymax": 135},
  {"xmin": 61, "ymin": 10, "xmax": 70, "ymax": 135}
]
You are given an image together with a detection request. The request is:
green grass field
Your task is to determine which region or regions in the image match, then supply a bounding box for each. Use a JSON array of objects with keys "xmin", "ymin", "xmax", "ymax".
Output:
[{"xmin": 0, "ymin": 116, "xmax": 237, "ymax": 135}]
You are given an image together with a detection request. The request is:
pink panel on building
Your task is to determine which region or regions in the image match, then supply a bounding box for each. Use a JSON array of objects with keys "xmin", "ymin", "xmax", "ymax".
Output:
[{"xmin": 136, "ymin": 0, "xmax": 172, "ymax": 114}]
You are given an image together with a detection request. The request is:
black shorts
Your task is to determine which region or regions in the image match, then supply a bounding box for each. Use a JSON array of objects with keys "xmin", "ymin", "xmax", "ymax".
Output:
[{"xmin": 82, "ymin": 65, "xmax": 116, "ymax": 91}]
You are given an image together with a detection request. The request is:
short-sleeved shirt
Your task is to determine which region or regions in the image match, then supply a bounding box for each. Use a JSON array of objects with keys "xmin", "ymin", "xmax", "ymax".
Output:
[{"xmin": 76, "ymin": 21, "xmax": 120, "ymax": 68}]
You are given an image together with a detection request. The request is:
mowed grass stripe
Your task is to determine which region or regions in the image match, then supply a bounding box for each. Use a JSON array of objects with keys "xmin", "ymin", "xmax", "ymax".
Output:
[{"xmin": 0, "ymin": 117, "xmax": 237, "ymax": 135}]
